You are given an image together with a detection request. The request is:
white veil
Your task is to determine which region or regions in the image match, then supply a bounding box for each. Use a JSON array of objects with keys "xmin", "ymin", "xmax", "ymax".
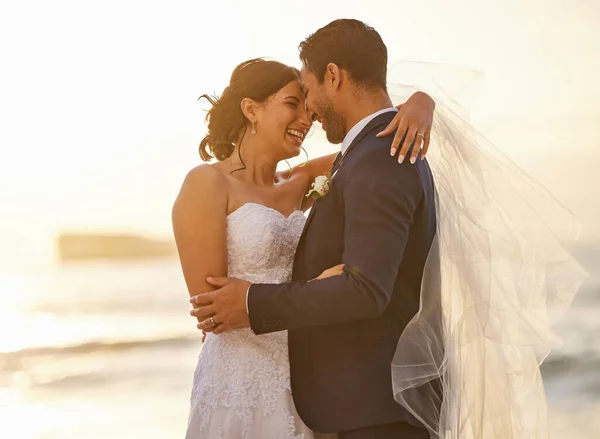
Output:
[{"xmin": 388, "ymin": 62, "xmax": 588, "ymax": 439}]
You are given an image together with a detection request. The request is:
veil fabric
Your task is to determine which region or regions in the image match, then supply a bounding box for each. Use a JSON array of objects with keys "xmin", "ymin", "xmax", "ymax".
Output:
[{"xmin": 388, "ymin": 64, "xmax": 588, "ymax": 439}]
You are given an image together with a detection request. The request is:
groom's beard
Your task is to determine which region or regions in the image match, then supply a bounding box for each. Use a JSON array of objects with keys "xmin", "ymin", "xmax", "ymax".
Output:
[{"xmin": 319, "ymin": 98, "xmax": 346, "ymax": 145}]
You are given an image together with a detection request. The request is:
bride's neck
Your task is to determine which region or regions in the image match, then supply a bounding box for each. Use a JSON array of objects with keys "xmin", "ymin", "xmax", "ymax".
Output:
[{"xmin": 224, "ymin": 137, "xmax": 278, "ymax": 187}]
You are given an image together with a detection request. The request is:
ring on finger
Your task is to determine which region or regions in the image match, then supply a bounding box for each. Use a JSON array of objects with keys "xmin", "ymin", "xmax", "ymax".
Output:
[
  {"xmin": 209, "ymin": 316, "xmax": 217, "ymax": 327},
  {"xmin": 416, "ymin": 132, "xmax": 425, "ymax": 138}
]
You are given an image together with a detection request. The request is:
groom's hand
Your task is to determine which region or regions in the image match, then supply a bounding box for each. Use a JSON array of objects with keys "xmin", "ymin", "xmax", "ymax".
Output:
[
  {"xmin": 189, "ymin": 277, "xmax": 251, "ymax": 334},
  {"xmin": 377, "ymin": 91, "xmax": 435, "ymax": 164}
]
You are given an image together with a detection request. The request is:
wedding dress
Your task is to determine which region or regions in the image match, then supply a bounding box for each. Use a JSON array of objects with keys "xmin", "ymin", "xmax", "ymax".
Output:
[{"xmin": 185, "ymin": 202, "xmax": 314, "ymax": 439}]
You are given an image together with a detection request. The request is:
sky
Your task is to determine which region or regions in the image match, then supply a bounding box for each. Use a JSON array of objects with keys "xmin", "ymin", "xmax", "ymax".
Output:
[{"xmin": 0, "ymin": 0, "xmax": 598, "ymax": 270}]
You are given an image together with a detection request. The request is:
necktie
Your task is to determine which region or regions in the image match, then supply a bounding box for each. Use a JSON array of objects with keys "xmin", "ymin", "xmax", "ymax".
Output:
[{"xmin": 331, "ymin": 151, "xmax": 343, "ymax": 175}]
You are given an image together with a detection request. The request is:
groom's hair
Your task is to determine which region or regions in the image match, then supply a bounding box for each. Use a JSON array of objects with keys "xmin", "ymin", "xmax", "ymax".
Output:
[{"xmin": 299, "ymin": 19, "xmax": 387, "ymax": 91}]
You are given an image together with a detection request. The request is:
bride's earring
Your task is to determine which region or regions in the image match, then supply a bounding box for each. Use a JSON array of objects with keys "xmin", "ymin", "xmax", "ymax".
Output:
[
  {"xmin": 296, "ymin": 146, "xmax": 309, "ymax": 168},
  {"xmin": 251, "ymin": 121, "xmax": 256, "ymax": 135},
  {"xmin": 284, "ymin": 146, "xmax": 309, "ymax": 177}
]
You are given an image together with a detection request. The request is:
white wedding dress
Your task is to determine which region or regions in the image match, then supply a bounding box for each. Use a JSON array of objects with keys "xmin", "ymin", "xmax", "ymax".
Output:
[{"xmin": 186, "ymin": 202, "xmax": 315, "ymax": 439}]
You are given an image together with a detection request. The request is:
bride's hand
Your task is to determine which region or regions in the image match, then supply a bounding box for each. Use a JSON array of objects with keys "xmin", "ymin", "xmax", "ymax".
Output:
[
  {"xmin": 313, "ymin": 264, "xmax": 345, "ymax": 281},
  {"xmin": 376, "ymin": 91, "xmax": 435, "ymax": 164}
]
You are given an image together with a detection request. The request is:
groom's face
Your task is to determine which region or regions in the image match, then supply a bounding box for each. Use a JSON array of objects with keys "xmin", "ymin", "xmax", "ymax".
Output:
[{"xmin": 300, "ymin": 67, "xmax": 347, "ymax": 145}]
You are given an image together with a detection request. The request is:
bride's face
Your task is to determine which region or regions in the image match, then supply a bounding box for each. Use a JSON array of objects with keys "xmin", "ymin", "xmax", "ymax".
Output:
[{"xmin": 254, "ymin": 80, "xmax": 312, "ymax": 160}]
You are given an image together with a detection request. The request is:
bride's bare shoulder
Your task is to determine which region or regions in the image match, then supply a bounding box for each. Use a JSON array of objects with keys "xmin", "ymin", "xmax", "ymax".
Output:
[
  {"xmin": 182, "ymin": 163, "xmax": 229, "ymax": 189},
  {"xmin": 175, "ymin": 164, "xmax": 229, "ymax": 210}
]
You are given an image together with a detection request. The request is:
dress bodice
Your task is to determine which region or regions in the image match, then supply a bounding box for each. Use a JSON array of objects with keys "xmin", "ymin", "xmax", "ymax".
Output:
[
  {"xmin": 187, "ymin": 203, "xmax": 311, "ymax": 439},
  {"xmin": 226, "ymin": 203, "xmax": 306, "ymax": 283}
]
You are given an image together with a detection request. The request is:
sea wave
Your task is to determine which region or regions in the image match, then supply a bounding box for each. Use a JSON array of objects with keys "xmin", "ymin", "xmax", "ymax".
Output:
[
  {"xmin": 542, "ymin": 352, "xmax": 600, "ymax": 376},
  {"xmin": 0, "ymin": 335, "xmax": 198, "ymax": 363},
  {"xmin": 543, "ymin": 352, "xmax": 600, "ymax": 401}
]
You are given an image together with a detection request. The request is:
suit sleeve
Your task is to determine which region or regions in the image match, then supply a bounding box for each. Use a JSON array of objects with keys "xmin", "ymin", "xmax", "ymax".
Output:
[{"xmin": 248, "ymin": 147, "xmax": 423, "ymax": 334}]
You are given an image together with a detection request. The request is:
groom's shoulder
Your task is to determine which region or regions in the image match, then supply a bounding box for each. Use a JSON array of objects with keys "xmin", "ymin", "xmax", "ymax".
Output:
[
  {"xmin": 342, "ymin": 133, "xmax": 434, "ymax": 199},
  {"xmin": 349, "ymin": 133, "xmax": 417, "ymax": 178}
]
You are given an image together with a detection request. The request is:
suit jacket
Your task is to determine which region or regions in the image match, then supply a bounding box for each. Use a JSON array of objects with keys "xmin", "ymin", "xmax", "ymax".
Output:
[{"xmin": 248, "ymin": 111, "xmax": 437, "ymax": 433}]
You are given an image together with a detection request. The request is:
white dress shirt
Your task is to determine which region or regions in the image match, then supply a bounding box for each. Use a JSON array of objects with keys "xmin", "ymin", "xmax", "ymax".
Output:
[{"xmin": 245, "ymin": 106, "xmax": 398, "ymax": 315}]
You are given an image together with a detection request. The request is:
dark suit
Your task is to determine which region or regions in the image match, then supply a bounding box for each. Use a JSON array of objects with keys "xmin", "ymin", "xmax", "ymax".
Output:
[{"xmin": 248, "ymin": 112, "xmax": 436, "ymax": 438}]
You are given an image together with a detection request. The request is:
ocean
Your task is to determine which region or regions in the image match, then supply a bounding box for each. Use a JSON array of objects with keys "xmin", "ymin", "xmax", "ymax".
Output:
[{"xmin": 0, "ymin": 247, "xmax": 598, "ymax": 438}]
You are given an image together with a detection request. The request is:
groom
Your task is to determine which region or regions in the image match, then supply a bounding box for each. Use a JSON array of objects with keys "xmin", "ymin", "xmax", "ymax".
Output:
[{"xmin": 192, "ymin": 19, "xmax": 436, "ymax": 438}]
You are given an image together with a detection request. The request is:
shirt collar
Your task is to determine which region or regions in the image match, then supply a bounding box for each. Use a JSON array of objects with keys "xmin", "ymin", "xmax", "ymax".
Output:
[{"xmin": 341, "ymin": 107, "xmax": 398, "ymax": 156}]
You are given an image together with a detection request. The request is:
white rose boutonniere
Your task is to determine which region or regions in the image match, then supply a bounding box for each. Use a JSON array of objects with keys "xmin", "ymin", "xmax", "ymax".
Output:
[{"xmin": 306, "ymin": 175, "xmax": 331, "ymax": 200}]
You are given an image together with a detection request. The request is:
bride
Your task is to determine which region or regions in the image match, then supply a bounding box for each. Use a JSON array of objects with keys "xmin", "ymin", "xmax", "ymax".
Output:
[{"xmin": 172, "ymin": 58, "xmax": 435, "ymax": 438}]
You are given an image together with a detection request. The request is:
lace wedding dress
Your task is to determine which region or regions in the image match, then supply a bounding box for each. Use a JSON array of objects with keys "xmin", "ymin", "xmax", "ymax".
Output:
[{"xmin": 185, "ymin": 202, "xmax": 315, "ymax": 439}]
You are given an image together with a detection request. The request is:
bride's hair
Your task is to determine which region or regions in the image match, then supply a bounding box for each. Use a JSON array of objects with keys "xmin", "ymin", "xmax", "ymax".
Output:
[{"xmin": 198, "ymin": 58, "xmax": 300, "ymax": 162}]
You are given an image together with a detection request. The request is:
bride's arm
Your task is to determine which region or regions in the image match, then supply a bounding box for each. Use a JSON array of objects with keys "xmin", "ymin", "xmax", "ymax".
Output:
[
  {"xmin": 297, "ymin": 152, "xmax": 338, "ymax": 183},
  {"xmin": 172, "ymin": 165, "xmax": 228, "ymax": 329},
  {"xmin": 276, "ymin": 152, "xmax": 337, "ymax": 212}
]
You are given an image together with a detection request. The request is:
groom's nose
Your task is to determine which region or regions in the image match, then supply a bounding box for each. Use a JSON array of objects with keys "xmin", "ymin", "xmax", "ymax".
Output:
[
  {"xmin": 303, "ymin": 101, "xmax": 317, "ymax": 123},
  {"xmin": 308, "ymin": 110, "xmax": 319, "ymax": 125}
]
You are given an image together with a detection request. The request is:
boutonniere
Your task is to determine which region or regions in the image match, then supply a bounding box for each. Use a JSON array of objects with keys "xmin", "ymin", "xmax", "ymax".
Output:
[{"xmin": 306, "ymin": 174, "xmax": 331, "ymax": 200}]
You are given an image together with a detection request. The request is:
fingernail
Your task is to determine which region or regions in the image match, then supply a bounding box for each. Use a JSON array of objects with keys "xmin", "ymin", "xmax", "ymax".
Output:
[
  {"xmin": 390, "ymin": 149, "xmax": 396, "ymax": 156},
  {"xmin": 421, "ymin": 155, "xmax": 425, "ymax": 161},
  {"xmin": 189, "ymin": 310, "xmax": 194, "ymax": 316},
  {"xmin": 376, "ymin": 131, "xmax": 383, "ymax": 137},
  {"xmin": 410, "ymin": 156, "xmax": 416, "ymax": 164},
  {"xmin": 398, "ymin": 155, "xmax": 405, "ymax": 163},
  {"xmin": 206, "ymin": 277, "xmax": 212, "ymax": 282}
]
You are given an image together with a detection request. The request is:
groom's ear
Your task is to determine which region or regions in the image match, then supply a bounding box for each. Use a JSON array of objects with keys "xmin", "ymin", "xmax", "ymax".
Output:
[{"xmin": 325, "ymin": 63, "xmax": 343, "ymax": 91}]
